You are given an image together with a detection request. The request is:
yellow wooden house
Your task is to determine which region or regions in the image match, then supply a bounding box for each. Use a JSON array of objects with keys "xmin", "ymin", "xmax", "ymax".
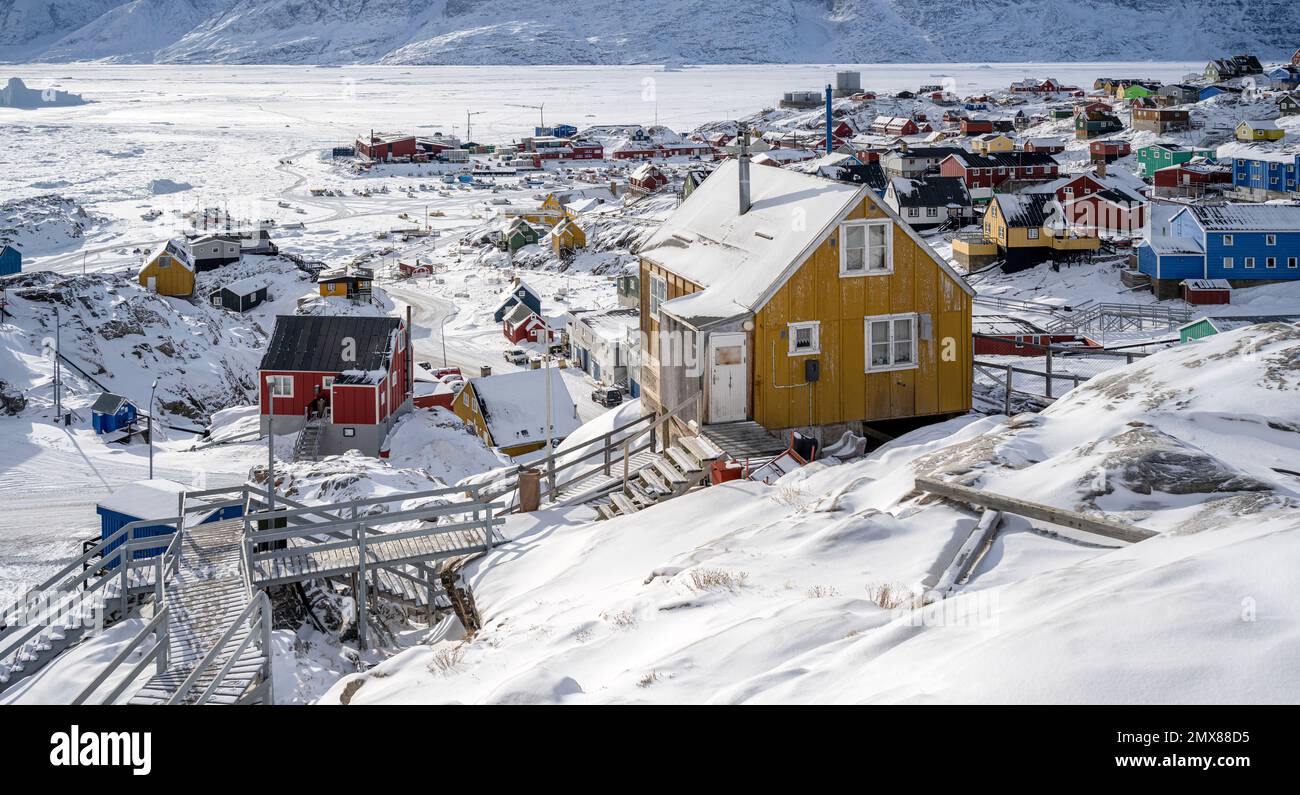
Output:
[
  {"xmin": 954, "ymin": 193, "xmax": 1099, "ymax": 272},
  {"xmin": 1235, "ymin": 119, "xmax": 1285, "ymax": 142},
  {"xmin": 139, "ymin": 239, "xmax": 195, "ymax": 297},
  {"xmin": 452, "ymin": 368, "xmax": 581, "ymax": 457},
  {"xmin": 971, "ymin": 133, "xmax": 1015, "ymax": 154},
  {"xmin": 637, "ymin": 157, "xmax": 974, "ymax": 445},
  {"xmin": 550, "ymin": 218, "xmax": 587, "ymax": 256}
]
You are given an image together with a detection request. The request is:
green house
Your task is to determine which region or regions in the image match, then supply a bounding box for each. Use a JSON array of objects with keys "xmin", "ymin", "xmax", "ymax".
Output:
[
  {"xmin": 1178, "ymin": 315, "xmax": 1300, "ymax": 343},
  {"xmin": 1049, "ymin": 107, "xmax": 1073, "ymax": 120},
  {"xmin": 1118, "ymin": 84, "xmax": 1157, "ymax": 100},
  {"xmin": 1136, "ymin": 143, "xmax": 1216, "ymax": 176},
  {"xmin": 503, "ymin": 219, "xmax": 540, "ymax": 253}
]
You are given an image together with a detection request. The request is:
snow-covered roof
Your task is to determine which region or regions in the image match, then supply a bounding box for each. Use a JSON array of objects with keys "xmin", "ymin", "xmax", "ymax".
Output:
[
  {"xmin": 1181, "ymin": 279, "xmax": 1232, "ymax": 290},
  {"xmin": 638, "ymin": 159, "xmax": 865, "ymax": 323},
  {"xmin": 1215, "ymin": 142, "xmax": 1298, "ymax": 164},
  {"xmin": 1183, "ymin": 204, "xmax": 1300, "ymax": 232},
  {"xmin": 97, "ymin": 479, "xmax": 206, "ymax": 521},
  {"xmin": 219, "ymin": 276, "xmax": 266, "ymax": 296},
  {"xmin": 469, "ymin": 368, "xmax": 581, "ymax": 448},
  {"xmin": 639, "ymin": 158, "xmax": 972, "ymax": 325},
  {"xmin": 1239, "ymin": 119, "xmax": 1281, "ymax": 131},
  {"xmin": 148, "ymin": 238, "xmax": 194, "ymax": 271}
]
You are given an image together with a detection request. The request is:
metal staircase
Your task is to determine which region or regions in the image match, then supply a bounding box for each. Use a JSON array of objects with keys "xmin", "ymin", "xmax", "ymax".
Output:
[{"xmin": 293, "ymin": 418, "xmax": 324, "ymax": 462}]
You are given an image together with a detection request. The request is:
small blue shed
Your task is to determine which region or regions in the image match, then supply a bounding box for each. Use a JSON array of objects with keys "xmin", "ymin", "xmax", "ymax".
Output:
[
  {"xmin": 90, "ymin": 392, "xmax": 138, "ymax": 434},
  {"xmin": 550, "ymin": 123, "xmax": 578, "ymax": 138},
  {"xmin": 96, "ymin": 479, "xmax": 242, "ymax": 566},
  {"xmin": 0, "ymin": 244, "xmax": 20, "ymax": 276}
]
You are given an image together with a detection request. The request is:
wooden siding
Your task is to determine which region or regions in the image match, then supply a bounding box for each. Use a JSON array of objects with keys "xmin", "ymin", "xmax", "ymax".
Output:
[
  {"xmin": 638, "ymin": 259, "xmax": 703, "ymax": 409},
  {"xmin": 139, "ymin": 253, "xmax": 194, "ymax": 297},
  {"xmin": 752, "ymin": 197, "xmax": 972, "ymax": 429},
  {"xmin": 333, "ymin": 384, "xmax": 377, "ymax": 425}
]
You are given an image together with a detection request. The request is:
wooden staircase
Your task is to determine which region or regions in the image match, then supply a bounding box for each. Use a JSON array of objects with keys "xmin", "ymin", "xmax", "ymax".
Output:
[{"xmin": 593, "ymin": 435, "xmax": 724, "ymax": 521}]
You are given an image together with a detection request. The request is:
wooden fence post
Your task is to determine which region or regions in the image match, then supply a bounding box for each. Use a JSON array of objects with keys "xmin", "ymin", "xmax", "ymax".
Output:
[
  {"xmin": 1003, "ymin": 364, "xmax": 1013, "ymax": 416},
  {"xmin": 1044, "ymin": 346, "xmax": 1054, "ymax": 400}
]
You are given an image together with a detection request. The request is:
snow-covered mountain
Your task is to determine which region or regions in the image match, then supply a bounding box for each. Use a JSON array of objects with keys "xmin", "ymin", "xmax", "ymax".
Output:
[{"xmin": 1, "ymin": 0, "xmax": 1295, "ymax": 65}]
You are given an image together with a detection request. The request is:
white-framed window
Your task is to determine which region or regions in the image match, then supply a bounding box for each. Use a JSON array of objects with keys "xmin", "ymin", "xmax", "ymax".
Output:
[
  {"xmin": 1266, "ymin": 234, "xmax": 1277, "ymax": 246},
  {"xmin": 864, "ymin": 313, "xmax": 918, "ymax": 372},
  {"xmin": 1245, "ymin": 257, "xmax": 1255, "ymax": 269},
  {"xmin": 321, "ymin": 376, "xmax": 335, "ymax": 390},
  {"xmin": 840, "ymin": 220, "xmax": 892, "ymax": 276},
  {"xmin": 648, "ymin": 274, "xmax": 667, "ymax": 320},
  {"xmin": 1027, "ymin": 228, "xmax": 1040, "ymax": 240},
  {"xmin": 1223, "ymin": 257, "xmax": 1234, "ymax": 269},
  {"xmin": 1289, "ymin": 257, "xmax": 1298, "ymax": 269},
  {"xmin": 926, "ymin": 207, "xmax": 939, "ymax": 217},
  {"xmin": 907, "ymin": 207, "xmax": 919, "ymax": 217},
  {"xmin": 1222, "ymin": 234, "xmax": 1234, "ymax": 246},
  {"xmin": 1267, "ymin": 257, "xmax": 1277, "ymax": 269},
  {"xmin": 788, "ymin": 321, "xmax": 821, "ymax": 356},
  {"xmin": 268, "ymin": 375, "xmax": 293, "ymax": 398}
]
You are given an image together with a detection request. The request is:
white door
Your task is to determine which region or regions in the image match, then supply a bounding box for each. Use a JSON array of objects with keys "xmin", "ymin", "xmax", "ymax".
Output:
[
  {"xmin": 147, "ymin": 276, "xmax": 156, "ymax": 292},
  {"xmin": 707, "ymin": 332, "xmax": 747, "ymax": 423}
]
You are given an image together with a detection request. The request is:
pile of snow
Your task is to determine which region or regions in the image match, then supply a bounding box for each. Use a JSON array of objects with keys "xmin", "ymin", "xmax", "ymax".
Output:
[
  {"xmin": 322, "ymin": 324, "xmax": 1300, "ymax": 703},
  {"xmin": 147, "ymin": 178, "xmax": 191, "ymax": 195}
]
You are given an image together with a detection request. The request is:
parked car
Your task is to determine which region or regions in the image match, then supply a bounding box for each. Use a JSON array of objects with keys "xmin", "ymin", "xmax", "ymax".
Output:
[
  {"xmin": 591, "ymin": 387, "xmax": 623, "ymax": 407},
  {"xmin": 503, "ymin": 348, "xmax": 529, "ymax": 365}
]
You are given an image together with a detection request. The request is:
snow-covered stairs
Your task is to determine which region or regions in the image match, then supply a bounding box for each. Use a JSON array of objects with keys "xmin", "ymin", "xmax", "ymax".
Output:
[{"xmin": 594, "ymin": 435, "xmax": 723, "ymax": 521}]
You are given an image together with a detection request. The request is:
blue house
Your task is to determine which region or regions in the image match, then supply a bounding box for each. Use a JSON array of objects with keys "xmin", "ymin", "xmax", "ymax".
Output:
[
  {"xmin": 546, "ymin": 123, "xmax": 578, "ymax": 138},
  {"xmin": 0, "ymin": 244, "xmax": 20, "ymax": 276},
  {"xmin": 1199, "ymin": 85, "xmax": 1241, "ymax": 101},
  {"xmin": 1269, "ymin": 65, "xmax": 1300, "ymax": 90},
  {"xmin": 491, "ymin": 277, "xmax": 543, "ymax": 323},
  {"xmin": 1226, "ymin": 149, "xmax": 1299, "ymax": 200},
  {"xmin": 90, "ymin": 392, "xmax": 138, "ymax": 434},
  {"xmin": 96, "ymin": 479, "xmax": 242, "ymax": 565},
  {"xmin": 1138, "ymin": 204, "xmax": 1300, "ymax": 298}
]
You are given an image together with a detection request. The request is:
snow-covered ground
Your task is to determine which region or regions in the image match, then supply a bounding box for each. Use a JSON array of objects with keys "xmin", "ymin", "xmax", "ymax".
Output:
[{"xmin": 320, "ymin": 324, "xmax": 1300, "ymax": 704}]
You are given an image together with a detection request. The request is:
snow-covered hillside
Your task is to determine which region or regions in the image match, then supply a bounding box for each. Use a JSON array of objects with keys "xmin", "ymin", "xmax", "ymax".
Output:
[
  {"xmin": 1, "ymin": 0, "xmax": 1294, "ymax": 64},
  {"xmin": 320, "ymin": 324, "xmax": 1300, "ymax": 704}
]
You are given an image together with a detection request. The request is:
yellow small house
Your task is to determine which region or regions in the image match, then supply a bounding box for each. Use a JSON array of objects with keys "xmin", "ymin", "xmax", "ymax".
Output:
[
  {"xmin": 317, "ymin": 266, "xmax": 373, "ymax": 299},
  {"xmin": 139, "ymin": 239, "xmax": 195, "ymax": 297},
  {"xmin": 971, "ymin": 133, "xmax": 1015, "ymax": 154},
  {"xmin": 962, "ymin": 193, "xmax": 1099, "ymax": 271},
  {"xmin": 453, "ymin": 368, "xmax": 581, "ymax": 457},
  {"xmin": 1235, "ymin": 119, "xmax": 1285, "ymax": 142},
  {"xmin": 638, "ymin": 157, "xmax": 975, "ymax": 445},
  {"xmin": 550, "ymin": 218, "xmax": 586, "ymax": 256}
]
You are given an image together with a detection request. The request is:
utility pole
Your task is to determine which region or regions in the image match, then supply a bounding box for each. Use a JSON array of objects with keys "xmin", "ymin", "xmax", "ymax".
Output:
[
  {"xmin": 265, "ymin": 375, "xmax": 276, "ymax": 512},
  {"xmin": 148, "ymin": 379, "xmax": 159, "ymax": 479},
  {"xmin": 53, "ymin": 305, "xmax": 61, "ymax": 421},
  {"xmin": 466, "ymin": 110, "xmax": 484, "ymax": 142}
]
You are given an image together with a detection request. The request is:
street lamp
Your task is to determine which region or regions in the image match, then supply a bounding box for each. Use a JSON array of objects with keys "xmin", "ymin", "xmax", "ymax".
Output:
[
  {"xmin": 148, "ymin": 379, "xmax": 159, "ymax": 479},
  {"xmin": 439, "ymin": 312, "xmax": 451, "ymax": 369}
]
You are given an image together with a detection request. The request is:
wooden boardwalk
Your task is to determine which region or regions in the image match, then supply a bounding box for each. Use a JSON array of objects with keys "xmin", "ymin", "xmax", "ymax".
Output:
[
  {"xmin": 250, "ymin": 524, "xmax": 506, "ymax": 588},
  {"xmin": 700, "ymin": 421, "xmax": 787, "ymax": 460},
  {"xmin": 129, "ymin": 519, "xmax": 267, "ymax": 705}
]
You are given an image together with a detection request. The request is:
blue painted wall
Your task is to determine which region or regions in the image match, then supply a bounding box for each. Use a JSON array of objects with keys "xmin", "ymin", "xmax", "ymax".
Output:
[
  {"xmin": 1232, "ymin": 155, "xmax": 1299, "ymax": 194},
  {"xmin": 0, "ymin": 245, "xmax": 20, "ymax": 276},
  {"xmin": 97, "ymin": 504, "xmax": 243, "ymax": 567},
  {"xmin": 92, "ymin": 402, "xmax": 137, "ymax": 434}
]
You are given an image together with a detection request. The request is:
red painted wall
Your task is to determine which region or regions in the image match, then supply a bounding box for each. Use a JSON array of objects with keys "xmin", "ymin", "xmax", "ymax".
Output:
[
  {"xmin": 260, "ymin": 371, "xmax": 336, "ymax": 418},
  {"xmin": 333, "ymin": 384, "xmax": 377, "ymax": 425}
]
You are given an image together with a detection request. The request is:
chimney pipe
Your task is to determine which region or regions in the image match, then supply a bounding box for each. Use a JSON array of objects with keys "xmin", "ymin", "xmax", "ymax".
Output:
[
  {"xmin": 825, "ymin": 84, "xmax": 834, "ymax": 153},
  {"xmin": 738, "ymin": 123, "xmax": 752, "ymax": 215}
]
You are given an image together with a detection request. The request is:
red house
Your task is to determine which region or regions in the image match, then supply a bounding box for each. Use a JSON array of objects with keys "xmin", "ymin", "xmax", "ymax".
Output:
[
  {"xmin": 1036, "ymin": 170, "xmax": 1148, "ymax": 239},
  {"xmin": 502, "ymin": 303, "xmax": 547, "ymax": 344},
  {"xmin": 1153, "ymin": 160, "xmax": 1231, "ymax": 198},
  {"xmin": 1021, "ymin": 137, "xmax": 1065, "ymax": 154},
  {"xmin": 871, "ymin": 116, "xmax": 920, "ymax": 136},
  {"xmin": 569, "ymin": 140, "xmax": 604, "ymax": 160},
  {"xmin": 356, "ymin": 133, "xmax": 418, "ymax": 161},
  {"xmin": 961, "ymin": 118, "xmax": 994, "ymax": 135},
  {"xmin": 398, "ymin": 259, "xmax": 434, "ymax": 277},
  {"xmin": 629, "ymin": 163, "xmax": 669, "ymax": 192},
  {"xmin": 939, "ymin": 151, "xmax": 1060, "ymax": 189},
  {"xmin": 259, "ymin": 315, "xmax": 411, "ymax": 457},
  {"xmin": 973, "ymin": 316, "xmax": 1102, "ymax": 355},
  {"xmin": 1088, "ymin": 140, "xmax": 1131, "ymax": 164}
]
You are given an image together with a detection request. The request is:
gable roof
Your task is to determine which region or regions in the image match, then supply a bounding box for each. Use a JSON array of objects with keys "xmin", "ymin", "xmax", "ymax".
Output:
[
  {"xmin": 468, "ymin": 368, "xmax": 581, "ymax": 448},
  {"xmin": 147, "ymin": 239, "xmax": 194, "ymax": 271},
  {"xmin": 993, "ymin": 193, "xmax": 1059, "ymax": 228},
  {"xmin": 260, "ymin": 315, "xmax": 400, "ymax": 373},
  {"xmin": 944, "ymin": 151, "xmax": 1059, "ymax": 170},
  {"xmin": 888, "ymin": 176, "xmax": 971, "ymax": 208},
  {"xmin": 90, "ymin": 392, "xmax": 131, "ymax": 415},
  {"xmin": 640, "ymin": 158, "xmax": 973, "ymax": 325}
]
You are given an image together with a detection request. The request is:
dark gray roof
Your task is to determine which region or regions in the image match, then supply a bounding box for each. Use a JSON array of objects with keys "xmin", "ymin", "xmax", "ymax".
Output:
[
  {"xmin": 91, "ymin": 392, "xmax": 130, "ymax": 415},
  {"xmin": 947, "ymin": 151, "xmax": 1059, "ymax": 169},
  {"xmin": 891, "ymin": 176, "xmax": 971, "ymax": 208},
  {"xmin": 260, "ymin": 315, "xmax": 400, "ymax": 373}
]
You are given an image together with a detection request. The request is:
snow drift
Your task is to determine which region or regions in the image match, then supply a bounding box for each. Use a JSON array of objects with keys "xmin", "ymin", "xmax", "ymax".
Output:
[{"xmin": 321, "ymin": 324, "xmax": 1300, "ymax": 704}]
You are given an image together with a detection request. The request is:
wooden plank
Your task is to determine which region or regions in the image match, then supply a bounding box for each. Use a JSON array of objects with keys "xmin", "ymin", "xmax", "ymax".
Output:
[{"xmin": 913, "ymin": 476, "xmax": 1154, "ymax": 544}]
